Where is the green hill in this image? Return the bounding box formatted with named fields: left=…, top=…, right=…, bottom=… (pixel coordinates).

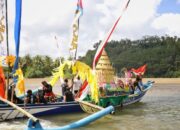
left=79, top=35, right=180, bottom=78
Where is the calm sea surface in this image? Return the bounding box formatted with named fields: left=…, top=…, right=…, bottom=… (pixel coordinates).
left=0, top=84, right=180, bottom=130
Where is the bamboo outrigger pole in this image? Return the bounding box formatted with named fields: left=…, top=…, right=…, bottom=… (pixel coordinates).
left=5, top=0, right=10, bottom=99
left=0, top=96, right=38, bottom=122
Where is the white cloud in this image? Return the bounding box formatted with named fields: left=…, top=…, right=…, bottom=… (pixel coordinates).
left=177, top=0, right=180, bottom=4
left=5, top=0, right=180, bottom=59
left=152, top=13, right=180, bottom=36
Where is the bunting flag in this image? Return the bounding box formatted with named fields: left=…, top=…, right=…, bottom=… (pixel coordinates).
left=0, top=66, right=6, bottom=98
left=69, top=0, right=83, bottom=59
left=92, top=0, right=131, bottom=69
left=13, top=0, right=22, bottom=81
left=14, top=68, right=25, bottom=96
left=131, top=64, right=147, bottom=76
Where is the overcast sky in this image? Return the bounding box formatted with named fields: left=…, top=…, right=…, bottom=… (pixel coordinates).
left=3, top=0, right=180, bottom=59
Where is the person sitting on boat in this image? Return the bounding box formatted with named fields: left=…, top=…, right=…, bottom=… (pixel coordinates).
left=61, top=79, right=68, bottom=96
left=63, top=87, right=74, bottom=102
left=73, top=76, right=82, bottom=95
left=133, top=75, right=143, bottom=92
left=42, top=81, right=56, bottom=102
left=36, top=89, right=47, bottom=104
left=7, top=84, right=23, bottom=104
left=25, top=89, right=37, bottom=104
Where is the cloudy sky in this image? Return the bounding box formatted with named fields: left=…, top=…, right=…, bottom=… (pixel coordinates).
left=3, top=0, right=180, bottom=59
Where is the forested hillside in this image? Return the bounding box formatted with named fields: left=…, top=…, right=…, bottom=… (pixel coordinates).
left=3, top=35, right=180, bottom=78
left=79, top=36, right=180, bottom=78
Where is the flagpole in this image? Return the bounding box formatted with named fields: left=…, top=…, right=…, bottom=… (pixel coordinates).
left=5, top=0, right=10, bottom=99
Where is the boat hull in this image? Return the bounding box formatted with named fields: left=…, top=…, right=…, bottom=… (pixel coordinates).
left=79, top=81, right=153, bottom=113
left=0, top=101, right=82, bottom=121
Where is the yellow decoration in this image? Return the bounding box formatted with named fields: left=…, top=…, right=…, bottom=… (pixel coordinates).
left=6, top=55, right=15, bottom=67
left=14, top=68, right=25, bottom=96
left=96, top=49, right=115, bottom=84
left=0, top=55, right=15, bottom=67
left=49, top=60, right=99, bottom=103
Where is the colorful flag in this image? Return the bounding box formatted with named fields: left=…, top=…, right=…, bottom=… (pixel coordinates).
left=0, top=66, right=6, bottom=98
left=14, top=68, right=25, bottom=96
left=13, top=0, right=22, bottom=74
left=69, top=0, right=83, bottom=59
left=131, top=64, right=147, bottom=76
left=76, top=80, right=89, bottom=100
left=92, top=0, right=131, bottom=69
left=13, top=0, right=22, bottom=82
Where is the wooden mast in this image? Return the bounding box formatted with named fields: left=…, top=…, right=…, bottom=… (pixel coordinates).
left=5, top=0, right=10, bottom=99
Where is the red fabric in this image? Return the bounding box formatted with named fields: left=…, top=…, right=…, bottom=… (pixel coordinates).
left=44, top=92, right=55, bottom=98
left=0, top=67, right=6, bottom=98
left=131, top=64, right=147, bottom=76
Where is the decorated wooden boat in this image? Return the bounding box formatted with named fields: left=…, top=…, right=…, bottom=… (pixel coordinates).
left=0, top=101, right=82, bottom=121
left=0, top=97, right=114, bottom=130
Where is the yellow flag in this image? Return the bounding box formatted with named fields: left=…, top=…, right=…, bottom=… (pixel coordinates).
left=14, top=68, right=25, bottom=95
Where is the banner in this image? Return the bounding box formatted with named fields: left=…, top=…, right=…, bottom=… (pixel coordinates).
left=13, top=0, right=22, bottom=82
left=69, top=0, right=83, bottom=59
left=0, top=0, right=7, bottom=66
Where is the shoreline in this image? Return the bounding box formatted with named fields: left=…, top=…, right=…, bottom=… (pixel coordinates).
left=8, top=78, right=180, bottom=85
left=24, top=78, right=180, bottom=84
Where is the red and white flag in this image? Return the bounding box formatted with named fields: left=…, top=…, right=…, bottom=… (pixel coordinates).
left=131, top=64, right=147, bottom=76
left=77, top=79, right=89, bottom=100
left=92, top=0, right=131, bottom=69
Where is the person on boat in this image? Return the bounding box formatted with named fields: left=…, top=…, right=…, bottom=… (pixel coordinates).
left=128, top=79, right=135, bottom=94
left=42, top=81, right=56, bottom=102
left=73, top=76, right=82, bottom=95
left=99, top=87, right=106, bottom=97
left=61, top=79, right=68, bottom=96
left=134, top=75, right=143, bottom=92
left=7, top=84, right=23, bottom=104
left=0, top=66, right=6, bottom=99
left=36, top=89, right=47, bottom=104
left=25, top=89, right=37, bottom=104
left=63, top=87, right=74, bottom=102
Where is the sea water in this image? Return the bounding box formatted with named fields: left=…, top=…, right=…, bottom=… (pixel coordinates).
left=0, top=84, right=180, bottom=130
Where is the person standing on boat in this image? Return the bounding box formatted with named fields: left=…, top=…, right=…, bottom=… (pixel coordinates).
left=61, top=79, right=68, bottom=96
left=73, top=76, right=82, bottom=95
left=134, top=75, right=143, bottom=92
left=64, top=87, right=74, bottom=102
left=0, top=66, right=6, bottom=98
